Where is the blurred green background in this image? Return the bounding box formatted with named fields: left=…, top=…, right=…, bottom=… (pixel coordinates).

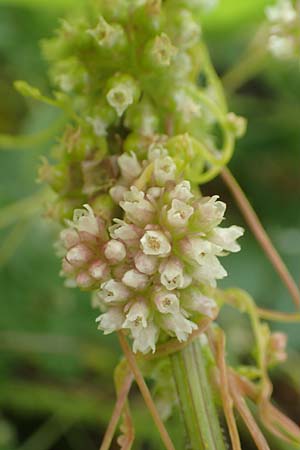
left=0, top=0, right=299, bottom=449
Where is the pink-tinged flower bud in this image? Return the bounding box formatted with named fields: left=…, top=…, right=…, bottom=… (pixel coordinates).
left=99, top=279, right=130, bottom=304
left=61, top=258, right=75, bottom=275
left=109, top=185, right=128, bottom=204
left=118, top=152, right=142, bottom=182
left=122, top=269, right=149, bottom=290
left=89, top=260, right=109, bottom=280
left=154, top=290, right=180, bottom=314
left=159, top=258, right=185, bottom=290
left=146, top=187, right=163, bottom=200
left=96, top=307, right=125, bottom=334
left=60, top=228, right=79, bottom=249
left=109, top=219, right=141, bottom=245
left=134, top=252, right=158, bottom=275
left=104, top=240, right=126, bottom=263
left=66, top=244, right=94, bottom=267
left=76, top=271, right=94, bottom=289
left=167, top=199, right=194, bottom=228
left=120, top=187, right=155, bottom=226
left=268, top=332, right=288, bottom=364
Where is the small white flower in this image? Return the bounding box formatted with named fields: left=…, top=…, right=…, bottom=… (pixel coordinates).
left=177, top=10, right=201, bottom=49
left=134, top=252, right=158, bottom=275
left=66, top=244, right=93, bottom=267
left=167, top=199, right=194, bottom=228
left=86, top=116, right=107, bottom=136
left=268, top=34, right=294, bottom=58
left=153, top=156, right=177, bottom=185
left=132, top=321, right=159, bottom=354
left=99, top=279, right=130, bottom=304
left=120, top=187, right=155, bottom=226
left=151, top=33, right=178, bottom=67
left=208, top=226, right=244, bottom=253
left=154, top=290, right=180, bottom=314
left=266, top=0, right=296, bottom=23
left=118, top=152, right=142, bottom=182
left=89, top=260, right=109, bottom=280
left=122, top=269, right=149, bottom=290
left=96, top=307, right=125, bottom=334
left=196, top=195, right=226, bottom=230
left=148, top=143, right=168, bottom=161
left=182, top=289, right=217, bottom=319
left=72, top=204, right=100, bottom=236
left=192, top=255, right=227, bottom=286
left=109, top=219, right=141, bottom=245
left=161, top=312, right=197, bottom=342
left=107, top=80, right=136, bottom=117
left=87, top=16, right=124, bottom=47
left=174, top=90, right=202, bottom=122
left=159, top=258, right=185, bottom=290
left=181, top=237, right=219, bottom=264
left=123, top=301, right=150, bottom=329
left=104, top=240, right=127, bottom=263
left=169, top=180, right=193, bottom=202
left=140, top=230, right=171, bottom=257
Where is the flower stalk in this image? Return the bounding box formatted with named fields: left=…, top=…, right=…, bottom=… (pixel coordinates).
left=170, top=335, right=227, bottom=450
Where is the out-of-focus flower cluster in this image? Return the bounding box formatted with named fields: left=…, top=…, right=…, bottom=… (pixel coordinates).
left=37, top=0, right=235, bottom=221
left=58, top=145, right=243, bottom=353
left=266, top=0, right=300, bottom=59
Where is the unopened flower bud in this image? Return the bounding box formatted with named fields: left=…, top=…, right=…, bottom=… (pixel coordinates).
left=118, top=151, right=142, bottom=182
left=122, top=269, right=149, bottom=290
left=153, top=156, right=177, bottom=185
left=76, top=271, right=94, bottom=288
left=134, top=252, right=158, bottom=274
left=104, top=240, right=126, bottom=263
left=66, top=244, right=93, bottom=267
left=89, top=260, right=109, bottom=280
left=60, top=228, right=79, bottom=249
left=109, top=185, right=128, bottom=204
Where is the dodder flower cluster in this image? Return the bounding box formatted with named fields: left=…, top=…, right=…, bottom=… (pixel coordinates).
left=266, top=0, right=300, bottom=59
left=59, top=146, right=243, bottom=353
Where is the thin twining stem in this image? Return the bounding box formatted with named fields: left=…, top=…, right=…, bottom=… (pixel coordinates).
left=99, top=372, right=133, bottom=450
left=257, top=307, right=300, bottom=323
left=215, top=330, right=242, bottom=450
left=117, top=331, right=176, bottom=450
left=229, top=374, right=270, bottom=450
left=221, top=168, right=300, bottom=309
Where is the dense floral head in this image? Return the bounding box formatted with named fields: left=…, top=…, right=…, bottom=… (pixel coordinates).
left=265, top=0, right=300, bottom=59
left=59, top=146, right=244, bottom=353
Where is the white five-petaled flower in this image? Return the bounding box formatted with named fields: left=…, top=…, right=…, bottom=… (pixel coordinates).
left=140, top=230, right=171, bottom=256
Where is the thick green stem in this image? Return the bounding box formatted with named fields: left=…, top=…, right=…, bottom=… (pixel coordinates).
left=170, top=335, right=227, bottom=450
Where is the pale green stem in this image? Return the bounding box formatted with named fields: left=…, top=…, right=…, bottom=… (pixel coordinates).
left=170, top=335, right=227, bottom=450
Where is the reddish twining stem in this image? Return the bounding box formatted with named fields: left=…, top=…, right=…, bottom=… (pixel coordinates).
left=221, top=168, right=300, bottom=308
left=99, top=372, right=133, bottom=450
left=118, top=331, right=176, bottom=450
